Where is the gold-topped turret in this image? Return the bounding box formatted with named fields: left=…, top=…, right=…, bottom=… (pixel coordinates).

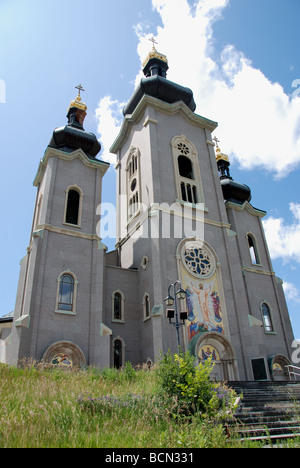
left=68, top=84, right=87, bottom=112
left=214, top=136, right=229, bottom=162
left=142, top=37, right=168, bottom=68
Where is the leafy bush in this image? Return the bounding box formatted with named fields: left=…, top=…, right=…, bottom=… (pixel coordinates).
left=156, top=350, right=238, bottom=419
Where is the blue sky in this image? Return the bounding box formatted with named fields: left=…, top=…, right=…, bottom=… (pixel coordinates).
left=1, top=0, right=300, bottom=340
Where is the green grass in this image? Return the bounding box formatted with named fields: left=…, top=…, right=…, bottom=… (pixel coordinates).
left=0, top=362, right=299, bottom=449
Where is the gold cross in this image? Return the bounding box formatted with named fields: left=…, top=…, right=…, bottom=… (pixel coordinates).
left=75, top=84, right=85, bottom=96
left=149, top=36, right=158, bottom=50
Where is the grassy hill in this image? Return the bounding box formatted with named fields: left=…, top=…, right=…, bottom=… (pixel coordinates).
left=0, top=360, right=299, bottom=449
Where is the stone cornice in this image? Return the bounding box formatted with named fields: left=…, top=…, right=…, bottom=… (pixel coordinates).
left=110, top=95, right=218, bottom=154
left=33, top=147, right=110, bottom=187
left=225, top=200, right=267, bottom=218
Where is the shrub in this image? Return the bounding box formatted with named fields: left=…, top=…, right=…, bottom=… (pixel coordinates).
left=156, top=350, right=238, bottom=419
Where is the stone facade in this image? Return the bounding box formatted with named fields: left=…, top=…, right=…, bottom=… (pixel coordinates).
left=1, top=50, right=295, bottom=381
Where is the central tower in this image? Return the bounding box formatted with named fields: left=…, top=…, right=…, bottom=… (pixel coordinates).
left=110, top=44, right=294, bottom=380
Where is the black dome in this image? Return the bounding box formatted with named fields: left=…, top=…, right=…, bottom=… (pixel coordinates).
left=123, top=52, right=196, bottom=116
left=123, top=75, right=196, bottom=115
left=220, top=178, right=252, bottom=204
left=49, top=125, right=101, bottom=159
left=48, top=103, right=101, bottom=159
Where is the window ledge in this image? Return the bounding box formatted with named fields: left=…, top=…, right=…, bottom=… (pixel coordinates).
left=55, top=310, right=76, bottom=316
left=62, top=222, right=82, bottom=229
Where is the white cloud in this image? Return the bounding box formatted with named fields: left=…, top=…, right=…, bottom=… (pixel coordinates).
left=263, top=203, right=300, bottom=264
left=283, top=281, right=300, bottom=304
left=95, top=0, right=300, bottom=177
left=95, top=96, right=124, bottom=166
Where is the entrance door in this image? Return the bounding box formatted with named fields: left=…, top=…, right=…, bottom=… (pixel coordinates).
left=251, top=358, right=268, bottom=381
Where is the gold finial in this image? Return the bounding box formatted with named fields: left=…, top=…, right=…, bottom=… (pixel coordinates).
left=213, top=136, right=229, bottom=162
left=142, top=36, right=168, bottom=67
left=68, top=84, right=87, bottom=112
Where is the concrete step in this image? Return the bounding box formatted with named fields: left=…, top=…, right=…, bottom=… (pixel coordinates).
left=227, top=381, right=300, bottom=444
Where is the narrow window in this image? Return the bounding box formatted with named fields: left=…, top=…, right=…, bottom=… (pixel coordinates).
left=113, top=293, right=122, bottom=321
left=58, top=274, right=74, bottom=311
left=262, top=303, right=274, bottom=333
left=66, top=190, right=80, bottom=225
left=143, top=293, right=151, bottom=320
left=114, top=339, right=123, bottom=369
left=247, top=234, right=260, bottom=265
left=145, top=295, right=150, bottom=318
left=178, top=155, right=194, bottom=179
left=178, top=155, right=197, bottom=203
left=127, top=148, right=141, bottom=220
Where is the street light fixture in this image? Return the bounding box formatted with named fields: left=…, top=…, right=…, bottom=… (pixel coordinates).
left=164, top=280, right=187, bottom=350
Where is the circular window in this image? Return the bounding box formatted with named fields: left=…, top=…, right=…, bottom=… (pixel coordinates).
left=177, top=142, right=190, bottom=155
left=130, top=178, right=137, bottom=192
left=182, top=242, right=215, bottom=278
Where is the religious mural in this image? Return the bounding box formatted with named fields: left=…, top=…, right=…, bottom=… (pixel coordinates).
left=198, top=345, right=220, bottom=361
left=179, top=241, right=225, bottom=352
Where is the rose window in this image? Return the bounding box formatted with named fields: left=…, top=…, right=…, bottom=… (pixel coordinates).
left=183, top=245, right=214, bottom=278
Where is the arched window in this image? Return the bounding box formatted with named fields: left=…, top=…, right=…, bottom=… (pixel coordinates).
left=126, top=147, right=141, bottom=220
left=113, top=338, right=123, bottom=369
left=56, top=271, right=78, bottom=315
left=112, top=290, right=125, bottom=322
left=66, top=190, right=80, bottom=225
left=247, top=234, right=260, bottom=265
left=64, top=186, right=83, bottom=227
left=143, top=293, right=151, bottom=321
left=58, top=274, right=74, bottom=312
left=113, top=293, right=121, bottom=320
left=261, top=302, right=274, bottom=333
left=172, top=136, right=204, bottom=205
left=178, top=155, right=194, bottom=179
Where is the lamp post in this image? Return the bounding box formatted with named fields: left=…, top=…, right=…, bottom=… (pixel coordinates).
left=164, top=280, right=188, bottom=350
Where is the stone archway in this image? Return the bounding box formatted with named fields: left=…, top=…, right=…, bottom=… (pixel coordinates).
left=195, top=332, right=238, bottom=381
left=269, top=355, right=291, bottom=382
left=42, top=341, right=86, bottom=368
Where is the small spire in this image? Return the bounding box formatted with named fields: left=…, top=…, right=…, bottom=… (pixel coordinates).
left=68, top=84, right=87, bottom=112
left=213, top=136, right=229, bottom=162
left=142, top=36, right=169, bottom=78
left=213, top=136, right=231, bottom=179
left=67, top=85, right=87, bottom=128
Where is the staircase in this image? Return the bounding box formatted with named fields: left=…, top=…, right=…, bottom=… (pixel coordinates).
left=227, top=381, right=300, bottom=443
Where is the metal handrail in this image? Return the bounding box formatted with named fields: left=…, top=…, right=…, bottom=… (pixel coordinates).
left=286, top=365, right=300, bottom=381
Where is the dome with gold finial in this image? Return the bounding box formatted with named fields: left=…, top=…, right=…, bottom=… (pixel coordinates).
left=213, top=136, right=252, bottom=204
left=123, top=38, right=196, bottom=115
left=68, top=93, right=88, bottom=113
left=142, top=37, right=168, bottom=69
left=214, top=137, right=229, bottom=163
left=67, top=85, right=87, bottom=113
left=48, top=85, right=101, bottom=159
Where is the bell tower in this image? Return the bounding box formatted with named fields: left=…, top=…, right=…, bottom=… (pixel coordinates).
left=7, top=88, right=109, bottom=366
left=110, top=45, right=233, bottom=361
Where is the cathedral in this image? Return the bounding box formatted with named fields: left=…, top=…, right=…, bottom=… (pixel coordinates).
left=0, top=45, right=295, bottom=381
